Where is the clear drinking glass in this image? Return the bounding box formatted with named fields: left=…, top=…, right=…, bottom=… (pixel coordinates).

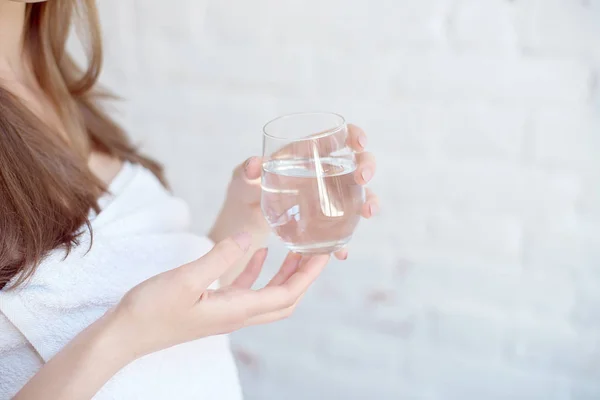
left=261, top=112, right=365, bottom=254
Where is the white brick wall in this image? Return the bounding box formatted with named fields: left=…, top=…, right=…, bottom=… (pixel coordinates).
left=92, top=0, right=600, bottom=398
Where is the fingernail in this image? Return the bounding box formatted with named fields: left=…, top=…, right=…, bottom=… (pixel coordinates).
left=232, top=232, right=252, bottom=251
left=244, top=158, right=254, bottom=171
left=358, top=134, right=367, bottom=149
left=361, top=168, right=373, bottom=182
left=369, top=203, right=379, bottom=216
left=341, top=252, right=348, bottom=260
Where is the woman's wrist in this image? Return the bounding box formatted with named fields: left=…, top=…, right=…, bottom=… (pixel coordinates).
left=80, top=307, right=139, bottom=377
left=208, top=203, right=269, bottom=243
left=13, top=307, right=138, bottom=400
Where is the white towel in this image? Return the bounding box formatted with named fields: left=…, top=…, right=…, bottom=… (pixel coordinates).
left=0, top=162, right=243, bottom=399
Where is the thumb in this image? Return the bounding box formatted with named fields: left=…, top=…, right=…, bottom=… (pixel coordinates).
left=230, top=157, right=262, bottom=202
left=235, top=156, right=262, bottom=182
left=177, top=232, right=253, bottom=294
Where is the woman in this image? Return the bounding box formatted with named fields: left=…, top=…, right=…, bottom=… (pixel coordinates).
left=0, top=1, right=378, bottom=399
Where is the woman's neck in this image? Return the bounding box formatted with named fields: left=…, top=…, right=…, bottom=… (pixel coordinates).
left=0, top=1, right=29, bottom=81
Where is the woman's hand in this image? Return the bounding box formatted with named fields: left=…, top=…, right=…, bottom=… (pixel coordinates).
left=208, top=124, right=379, bottom=265
left=115, top=233, right=327, bottom=359
left=15, top=233, right=327, bottom=400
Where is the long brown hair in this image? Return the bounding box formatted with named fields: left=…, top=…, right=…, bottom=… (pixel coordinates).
left=0, top=1, right=164, bottom=289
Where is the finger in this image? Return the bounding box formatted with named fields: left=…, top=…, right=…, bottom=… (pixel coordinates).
left=232, top=156, right=262, bottom=182
left=177, top=232, right=252, bottom=294
left=281, top=254, right=329, bottom=294
left=347, top=124, right=368, bottom=152
left=244, top=298, right=299, bottom=326
left=244, top=283, right=307, bottom=326
left=334, top=248, right=349, bottom=261
left=230, top=157, right=262, bottom=201
left=241, top=156, right=263, bottom=181
left=245, top=255, right=330, bottom=315
left=266, top=252, right=303, bottom=287
left=355, top=152, right=376, bottom=185
left=361, top=188, right=379, bottom=218
left=230, top=248, right=268, bottom=289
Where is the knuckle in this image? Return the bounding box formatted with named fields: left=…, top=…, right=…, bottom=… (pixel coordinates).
left=213, top=250, right=233, bottom=269
left=284, top=304, right=297, bottom=318
left=282, top=294, right=297, bottom=309
left=273, top=286, right=299, bottom=309
left=179, top=275, right=198, bottom=294
left=171, top=267, right=197, bottom=292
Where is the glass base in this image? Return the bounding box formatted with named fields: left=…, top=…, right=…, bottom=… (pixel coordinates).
left=284, top=237, right=351, bottom=255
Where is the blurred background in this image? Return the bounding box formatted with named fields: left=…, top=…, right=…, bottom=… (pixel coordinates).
left=85, top=0, right=600, bottom=398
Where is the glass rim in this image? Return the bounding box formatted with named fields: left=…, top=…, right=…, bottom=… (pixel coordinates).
left=262, top=112, right=346, bottom=141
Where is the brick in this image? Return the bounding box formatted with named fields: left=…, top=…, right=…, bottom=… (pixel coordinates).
left=517, top=275, right=577, bottom=321
left=203, top=0, right=451, bottom=50
left=309, top=48, right=398, bottom=100
left=359, top=102, right=438, bottom=159
left=202, top=0, right=277, bottom=47
left=402, top=263, right=525, bottom=314
left=403, top=347, right=572, bottom=400
left=532, top=107, right=600, bottom=167
left=392, top=52, right=592, bottom=105
left=318, top=328, right=402, bottom=371
left=526, top=228, right=599, bottom=274
left=136, top=41, right=314, bottom=95
left=423, top=208, right=524, bottom=265
left=386, top=160, right=582, bottom=223
left=506, top=321, right=600, bottom=380
left=578, top=170, right=600, bottom=220
left=432, top=103, right=527, bottom=161
left=449, top=0, right=520, bottom=53
left=132, top=0, right=209, bottom=41
left=571, top=274, right=600, bottom=333
left=520, top=0, right=600, bottom=62
left=419, top=306, right=509, bottom=361
left=570, top=383, right=600, bottom=400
